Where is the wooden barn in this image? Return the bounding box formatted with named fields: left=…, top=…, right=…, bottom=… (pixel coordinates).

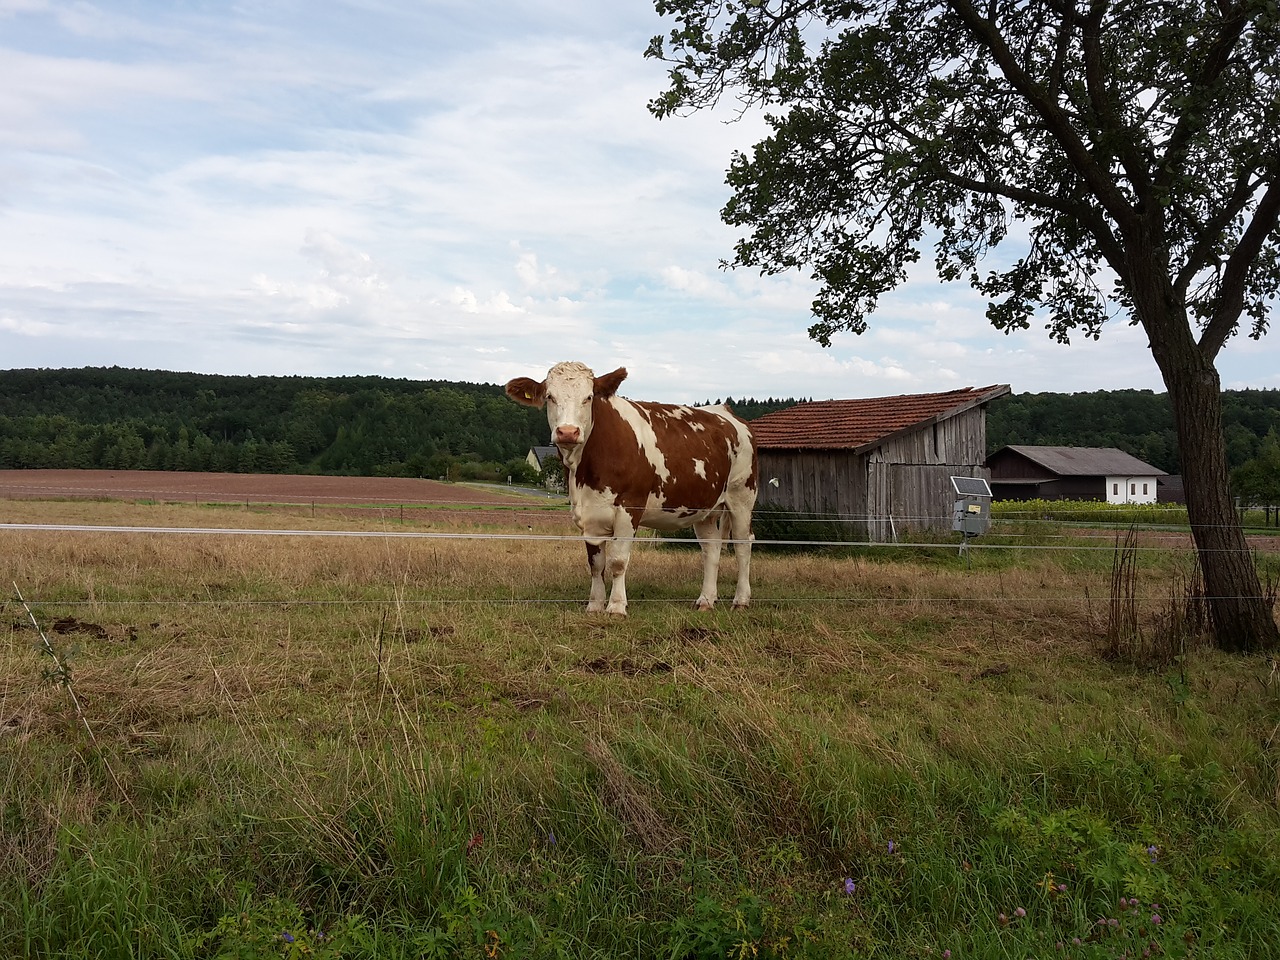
left=749, top=385, right=1010, bottom=542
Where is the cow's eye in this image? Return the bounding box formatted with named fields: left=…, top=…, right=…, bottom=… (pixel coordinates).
left=583, top=395, right=593, bottom=404
left=546, top=394, right=557, bottom=404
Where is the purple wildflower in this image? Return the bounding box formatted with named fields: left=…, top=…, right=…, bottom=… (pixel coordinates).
left=1152, top=914, right=1162, bottom=925
left=281, top=932, right=295, bottom=943
left=887, top=840, right=896, bottom=854
left=844, top=878, right=856, bottom=895
left=548, top=831, right=557, bottom=846
left=1015, top=906, right=1026, bottom=919
left=1147, top=845, right=1159, bottom=862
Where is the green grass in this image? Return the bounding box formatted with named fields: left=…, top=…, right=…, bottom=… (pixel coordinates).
left=1, top=501, right=1278, bottom=958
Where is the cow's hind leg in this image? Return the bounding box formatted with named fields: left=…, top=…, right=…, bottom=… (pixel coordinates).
left=693, top=513, right=724, bottom=611
left=585, top=540, right=608, bottom=613
left=727, top=493, right=754, bottom=609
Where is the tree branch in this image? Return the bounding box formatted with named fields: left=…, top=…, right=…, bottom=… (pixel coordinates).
left=945, top=0, right=1141, bottom=238
left=1153, top=1, right=1251, bottom=194
left=1174, top=166, right=1260, bottom=296
left=922, top=163, right=1126, bottom=268
left=1080, top=1, right=1155, bottom=212
left=1199, top=174, right=1280, bottom=359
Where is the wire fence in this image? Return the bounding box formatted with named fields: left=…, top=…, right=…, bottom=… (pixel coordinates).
left=4, top=486, right=1278, bottom=613
left=1, top=512, right=1275, bottom=552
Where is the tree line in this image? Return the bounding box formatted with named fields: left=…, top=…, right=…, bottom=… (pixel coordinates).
left=987, top=388, right=1280, bottom=475
left=0, top=367, right=550, bottom=483
left=3, top=368, right=1279, bottom=497
left=0, top=368, right=805, bottom=483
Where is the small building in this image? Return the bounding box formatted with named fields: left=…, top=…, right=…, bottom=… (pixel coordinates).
left=985, top=445, right=1166, bottom=503
left=750, top=384, right=1011, bottom=541
left=525, top=445, right=559, bottom=473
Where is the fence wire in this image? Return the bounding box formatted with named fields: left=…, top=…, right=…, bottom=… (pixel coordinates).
left=4, top=488, right=1278, bottom=611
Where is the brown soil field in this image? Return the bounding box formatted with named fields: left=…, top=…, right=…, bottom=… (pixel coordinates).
left=0, top=469, right=539, bottom=505
left=0, top=469, right=573, bottom=530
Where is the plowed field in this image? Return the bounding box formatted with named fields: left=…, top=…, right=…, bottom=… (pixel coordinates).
left=0, top=469, right=539, bottom=506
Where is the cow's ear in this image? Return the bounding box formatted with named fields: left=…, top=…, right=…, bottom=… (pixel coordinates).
left=505, top=377, right=546, bottom=408
left=594, top=367, right=627, bottom=399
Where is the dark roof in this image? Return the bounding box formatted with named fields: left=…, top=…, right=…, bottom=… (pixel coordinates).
left=992, top=445, right=1166, bottom=477
left=750, top=385, right=1010, bottom=451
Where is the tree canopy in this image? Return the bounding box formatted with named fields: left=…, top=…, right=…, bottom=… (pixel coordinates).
left=650, top=0, right=1279, bottom=349
left=649, top=0, right=1280, bottom=651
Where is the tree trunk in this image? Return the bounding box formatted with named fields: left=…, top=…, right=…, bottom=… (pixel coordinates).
left=1163, top=361, right=1278, bottom=652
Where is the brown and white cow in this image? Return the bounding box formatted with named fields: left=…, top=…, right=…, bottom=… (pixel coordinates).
left=505, top=362, right=757, bottom=616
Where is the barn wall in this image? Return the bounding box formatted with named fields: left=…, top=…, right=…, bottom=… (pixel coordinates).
left=1057, top=477, right=1105, bottom=500
left=986, top=448, right=1059, bottom=482
left=757, top=449, right=870, bottom=540
left=758, top=406, right=992, bottom=542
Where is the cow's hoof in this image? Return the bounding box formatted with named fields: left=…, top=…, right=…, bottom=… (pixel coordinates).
left=693, top=599, right=715, bottom=612
left=605, top=605, right=628, bottom=617
left=586, top=602, right=606, bottom=613
left=732, top=601, right=751, bottom=610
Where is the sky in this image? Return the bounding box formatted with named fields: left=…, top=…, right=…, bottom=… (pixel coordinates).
left=1, top=1, right=1277, bottom=404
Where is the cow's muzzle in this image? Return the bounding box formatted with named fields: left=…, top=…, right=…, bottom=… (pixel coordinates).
left=554, top=425, right=581, bottom=445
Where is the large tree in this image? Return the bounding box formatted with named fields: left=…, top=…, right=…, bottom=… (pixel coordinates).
left=648, top=0, right=1280, bottom=651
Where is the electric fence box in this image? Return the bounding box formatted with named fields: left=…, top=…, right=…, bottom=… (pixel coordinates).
left=950, top=476, right=993, bottom=536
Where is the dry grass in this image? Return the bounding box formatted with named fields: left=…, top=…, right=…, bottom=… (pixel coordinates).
left=0, top=499, right=1269, bottom=806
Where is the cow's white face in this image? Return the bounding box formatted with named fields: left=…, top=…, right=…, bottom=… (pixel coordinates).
left=504, top=361, right=628, bottom=452
left=543, top=362, right=597, bottom=449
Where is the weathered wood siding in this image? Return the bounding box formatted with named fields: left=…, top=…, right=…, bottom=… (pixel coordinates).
left=867, top=408, right=991, bottom=541
left=757, top=449, right=870, bottom=539
left=757, top=407, right=992, bottom=542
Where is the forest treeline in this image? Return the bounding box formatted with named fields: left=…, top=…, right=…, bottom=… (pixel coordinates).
left=0, top=367, right=802, bottom=481
left=986, top=388, right=1280, bottom=475
left=3, top=367, right=1279, bottom=482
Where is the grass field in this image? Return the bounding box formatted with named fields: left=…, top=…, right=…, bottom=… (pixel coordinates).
left=2, top=496, right=1278, bottom=958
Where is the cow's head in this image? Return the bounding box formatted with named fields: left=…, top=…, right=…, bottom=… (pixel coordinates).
left=505, top=362, right=628, bottom=451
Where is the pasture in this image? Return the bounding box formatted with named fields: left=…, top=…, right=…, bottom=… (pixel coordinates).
left=1, top=484, right=1278, bottom=959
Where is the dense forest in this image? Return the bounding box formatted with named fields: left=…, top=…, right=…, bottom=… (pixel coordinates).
left=0, top=368, right=550, bottom=482
left=0, top=367, right=802, bottom=482
left=2, top=367, right=1279, bottom=484
left=986, top=388, right=1280, bottom=474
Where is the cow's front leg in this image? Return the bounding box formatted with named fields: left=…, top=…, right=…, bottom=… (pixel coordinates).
left=584, top=540, right=608, bottom=612
left=603, top=512, right=637, bottom=616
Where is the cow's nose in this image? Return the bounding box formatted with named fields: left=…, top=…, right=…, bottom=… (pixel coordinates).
left=554, top=425, right=581, bottom=445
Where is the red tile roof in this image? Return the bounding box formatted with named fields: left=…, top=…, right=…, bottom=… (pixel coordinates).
left=749, top=385, right=1010, bottom=451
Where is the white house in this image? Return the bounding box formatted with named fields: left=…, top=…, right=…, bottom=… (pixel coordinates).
left=1106, top=474, right=1159, bottom=504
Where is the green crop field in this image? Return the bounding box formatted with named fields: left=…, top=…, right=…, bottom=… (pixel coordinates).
left=2, top=497, right=1278, bottom=958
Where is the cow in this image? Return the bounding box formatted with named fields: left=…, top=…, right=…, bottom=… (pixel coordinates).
left=504, top=362, right=757, bottom=616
